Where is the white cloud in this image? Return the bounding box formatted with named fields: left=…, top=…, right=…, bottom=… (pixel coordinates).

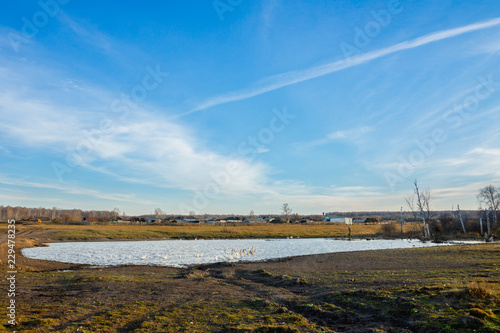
left=327, top=131, right=347, bottom=140
left=256, top=148, right=270, bottom=153
left=0, top=58, right=273, bottom=197
left=89, top=116, right=272, bottom=194
left=0, top=92, right=91, bottom=148
left=328, top=126, right=372, bottom=140
left=468, top=147, right=500, bottom=157
left=294, top=126, right=372, bottom=150
left=329, top=185, right=383, bottom=196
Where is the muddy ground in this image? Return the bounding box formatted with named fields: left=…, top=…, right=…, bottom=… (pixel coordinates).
left=0, top=225, right=499, bottom=332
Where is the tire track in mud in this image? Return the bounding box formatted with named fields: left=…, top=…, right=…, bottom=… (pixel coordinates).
left=16, top=227, right=44, bottom=237
left=203, top=268, right=337, bottom=331
left=206, top=268, right=411, bottom=332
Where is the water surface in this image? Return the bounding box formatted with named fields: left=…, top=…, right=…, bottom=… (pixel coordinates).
left=22, top=238, right=461, bottom=268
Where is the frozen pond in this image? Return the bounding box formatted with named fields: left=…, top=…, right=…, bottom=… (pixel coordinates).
left=21, top=238, right=463, bottom=268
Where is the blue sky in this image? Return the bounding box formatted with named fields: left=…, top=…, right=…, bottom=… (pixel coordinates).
left=1, top=0, right=499, bottom=215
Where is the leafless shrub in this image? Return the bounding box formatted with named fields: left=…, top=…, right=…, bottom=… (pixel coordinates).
left=381, top=223, right=398, bottom=236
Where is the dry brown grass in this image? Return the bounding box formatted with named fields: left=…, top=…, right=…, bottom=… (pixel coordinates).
left=0, top=222, right=389, bottom=242
left=380, top=222, right=398, bottom=236
left=467, top=279, right=499, bottom=301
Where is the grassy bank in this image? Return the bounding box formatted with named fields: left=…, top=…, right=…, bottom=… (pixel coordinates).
left=0, top=244, right=498, bottom=332
left=1, top=224, right=498, bottom=332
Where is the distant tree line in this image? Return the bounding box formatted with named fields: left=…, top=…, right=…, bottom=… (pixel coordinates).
left=0, top=206, right=119, bottom=222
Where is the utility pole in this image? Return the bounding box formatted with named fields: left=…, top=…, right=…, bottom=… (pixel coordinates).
left=399, top=206, right=404, bottom=235
left=486, top=209, right=491, bottom=237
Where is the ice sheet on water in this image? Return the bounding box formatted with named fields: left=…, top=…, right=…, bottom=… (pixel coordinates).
left=22, top=238, right=460, bottom=268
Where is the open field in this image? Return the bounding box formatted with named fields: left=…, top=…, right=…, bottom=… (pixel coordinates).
left=0, top=225, right=498, bottom=332
left=0, top=223, right=396, bottom=242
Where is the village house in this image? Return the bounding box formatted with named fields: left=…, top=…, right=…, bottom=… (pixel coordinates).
left=82, top=216, right=98, bottom=224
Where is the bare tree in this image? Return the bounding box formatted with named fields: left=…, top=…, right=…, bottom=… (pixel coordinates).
left=282, top=203, right=292, bottom=223
left=477, top=185, right=499, bottom=227
left=405, top=195, right=419, bottom=221
left=457, top=204, right=466, bottom=233
left=249, top=210, right=255, bottom=218
left=421, top=188, right=433, bottom=220
left=154, top=208, right=166, bottom=219
left=6, top=206, right=14, bottom=220
left=413, top=180, right=430, bottom=239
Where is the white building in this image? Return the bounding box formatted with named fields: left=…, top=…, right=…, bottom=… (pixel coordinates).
left=324, top=216, right=353, bottom=225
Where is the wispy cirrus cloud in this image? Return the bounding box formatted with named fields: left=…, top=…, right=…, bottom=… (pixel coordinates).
left=260, top=191, right=405, bottom=213
left=185, top=17, right=500, bottom=115
left=0, top=145, right=10, bottom=154
left=0, top=175, right=155, bottom=205
left=59, top=13, right=113, bottom=52
left=0, top=54, right=273, bottom=197
left=56, top=13, right=149, bottom=71
left=259, top=0, right=281, bottom=38
left=327, top=126, right=372, bottom=140
left=293, top=126, right=372, bottom=150
left=464, top=147, right=500, bottom=178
